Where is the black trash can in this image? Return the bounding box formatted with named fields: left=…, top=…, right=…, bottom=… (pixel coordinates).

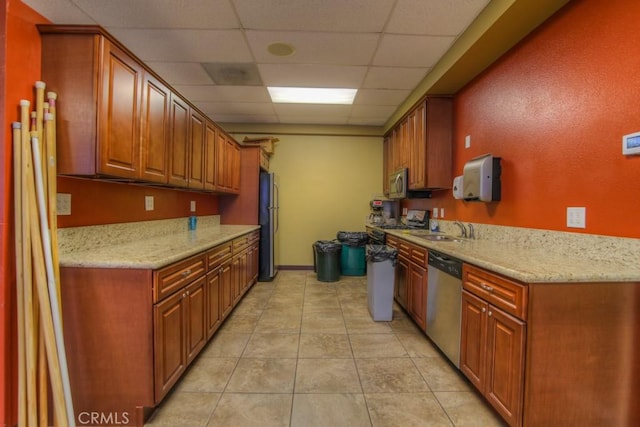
left=313, top=240, right=342, bottom=282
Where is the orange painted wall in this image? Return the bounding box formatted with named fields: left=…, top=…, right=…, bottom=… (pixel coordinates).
left=405, top=0, right=640, bottom=239
left=57, top=177, right=219, bottom=228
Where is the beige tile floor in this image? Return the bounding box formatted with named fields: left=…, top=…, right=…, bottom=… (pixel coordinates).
left=145, top=271, right=505, bottom=427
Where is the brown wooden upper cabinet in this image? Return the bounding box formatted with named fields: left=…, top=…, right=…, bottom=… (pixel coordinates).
left=383, top=97, right=452, bottom=193
left=39, top=25, right=240, bottom=194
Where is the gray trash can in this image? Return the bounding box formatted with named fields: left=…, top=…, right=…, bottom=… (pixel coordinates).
left=366, top=245, right=397, bottom=321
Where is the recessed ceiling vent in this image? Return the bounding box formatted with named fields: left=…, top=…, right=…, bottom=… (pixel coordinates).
left=202, top=63, right=263, bottom=86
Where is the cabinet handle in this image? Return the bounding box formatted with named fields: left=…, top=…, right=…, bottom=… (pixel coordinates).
left=186, top=290, right=190, bottom=296
left=482, top=307, right=486, bottom=313
left=181, top=269, right=191, bottom=277
left=488, top=311, right=492, bottom=317
left=480, top=283, right=494, bottom=292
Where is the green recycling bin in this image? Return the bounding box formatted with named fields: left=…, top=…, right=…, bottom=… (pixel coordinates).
left=313, top=240, right=342, bottom=282
left=336, top=231, right=368, bottom=276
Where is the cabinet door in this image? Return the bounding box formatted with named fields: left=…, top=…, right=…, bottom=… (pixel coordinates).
left=232, top=255, right=242, bottom=304
left=383, top=135, right=390, bottom=195
left=409, top=102, right=426, bottom=189
left=185, top=277, right=207, bottom=364
left=408, top=263, right=427, bottom=331
left=206, top=270, right=222, bottom=339
left=154, top=290, right=187, bottom=402
left=188, top=109, right=205, bottom=189
left=168, top=94, right=190, bottom=187
left=461, top=290, right=488, bottom=391
left=394, top=256, right=409, bottom=309
left=99, top=40, right=142, bottom=178
left=220, top=261, right=233, bottom=319
left=140, top=72, right=170, bottom=183
left=204, top=121, right=217, bottom=191
left=486, top=306, right=525, bottom=427
left=215, top=132, right=228, bottom=191
left=249, top=242, right=259, bottom=284
left=230, top=142, right=241, bottom=193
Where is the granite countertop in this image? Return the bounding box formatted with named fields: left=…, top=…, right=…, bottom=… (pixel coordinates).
left=58, top=217, right=259, bottom=270
left=382, top=226, right=640, bottom=284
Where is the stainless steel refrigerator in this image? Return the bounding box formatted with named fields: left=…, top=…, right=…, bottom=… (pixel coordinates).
left=258, top=172, right=279, bottom=281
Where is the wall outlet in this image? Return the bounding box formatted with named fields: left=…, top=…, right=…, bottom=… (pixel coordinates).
left=190, top=200, right=196, bottom=212
left=402, top=207, right=408, bottom=216
left=145, top=196, right=154, bottom=211
left=57, top=193, right=71, bottom=215
left=465, top=135, right=471, bottom=148
left=440, top=208, right=445, bottom=218
left=567, top=207, right=586, bottom=228
left=432, top=207, right=438, bottom=219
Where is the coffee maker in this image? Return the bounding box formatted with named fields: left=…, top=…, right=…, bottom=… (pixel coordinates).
left=369, top=199, right=400, bottom=226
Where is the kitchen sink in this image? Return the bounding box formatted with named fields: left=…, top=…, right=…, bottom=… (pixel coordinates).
left=417, top=234, right=464, bottom=242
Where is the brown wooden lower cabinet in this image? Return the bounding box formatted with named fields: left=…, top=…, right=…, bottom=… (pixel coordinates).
left=461, top=263, right=639, bottom=427
left=60, top=230, right=259, bottom=426
left=461, top=289, right=525, bottom=427
left=387, top=235, right=427, bottom=330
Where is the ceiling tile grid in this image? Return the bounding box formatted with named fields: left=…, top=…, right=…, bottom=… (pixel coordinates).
left=24, top=0, right=491, bottom=126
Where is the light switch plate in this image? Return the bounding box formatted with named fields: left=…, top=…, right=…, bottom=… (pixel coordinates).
left=145, top=196, right=154, bottom=211
left=57, top=193, right=71, bottom=215
left=465, top=135, right=471, bottom=148
left=440, top=208, right=445, bottom=218
left=432, top=207, right=438, bottom=219
left=567, top=207, right=586, bottom=228
left=190, top=201, right=196, bottom=212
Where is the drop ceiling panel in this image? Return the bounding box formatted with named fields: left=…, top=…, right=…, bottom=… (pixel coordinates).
left=232, top=0, right=395, bottom=32
left=197, top=101, right=275, bottom=116
left=374, top=34, right=456, bottom=67
left=387, top=0, right=491, bottom=35
left=173, top=85, right=271, bottom=103
left=362, top=67, right=430, bottom=90
left=72, top=0, right=239, bottom=29
left=354, top=89, right=412, bottom=106
left=108, top=29, right=252, bottom=62
left=213, top=114, right=279, bottom=123
left=22, top=0, right=95, bottom=24
left=259, top=64, right=367, bottom=88
left=246, top=31, right=379, bottom=65
left=145, top=62, right=214, bottom=85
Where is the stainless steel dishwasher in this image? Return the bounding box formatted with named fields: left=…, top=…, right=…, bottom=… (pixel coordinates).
left=426, top=249, right=463, bottom=368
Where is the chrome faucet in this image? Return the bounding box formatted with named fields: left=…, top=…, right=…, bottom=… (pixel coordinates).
left=454, top=221, right=467, bottom=238
left=467, top=223, right=475, bottom=240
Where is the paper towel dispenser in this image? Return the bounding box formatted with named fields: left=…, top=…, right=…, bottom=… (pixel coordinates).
left=462, top=154, right=501, bottom=202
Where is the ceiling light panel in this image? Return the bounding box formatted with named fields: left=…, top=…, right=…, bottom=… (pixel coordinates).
left=268, top=87, right=357, bottom=104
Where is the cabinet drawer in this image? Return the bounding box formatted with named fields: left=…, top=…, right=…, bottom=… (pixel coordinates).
left=386, top=235, right=399, bottom=248
left=248, top=230, right=260, bottom=244
left=206, top=242, right=232, bottom=271
left=463, top=263, right=528, bottom=320
left=154, top=254, right=206, bottom=303
left=397, top=241, right=411, bottom=259
left=410, top=245, right=427, bottom=266
left=232, top=235, right=250, bottom=254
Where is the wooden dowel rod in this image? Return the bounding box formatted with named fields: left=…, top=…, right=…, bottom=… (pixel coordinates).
left=20, top=100, right=38, bottom=426
left=12, top=122, right=27, bottom=427
left=30, top=133, right=76, bottom=426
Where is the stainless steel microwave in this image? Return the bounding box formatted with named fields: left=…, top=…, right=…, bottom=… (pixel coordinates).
left=388, top=168, right=408, bottom=199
